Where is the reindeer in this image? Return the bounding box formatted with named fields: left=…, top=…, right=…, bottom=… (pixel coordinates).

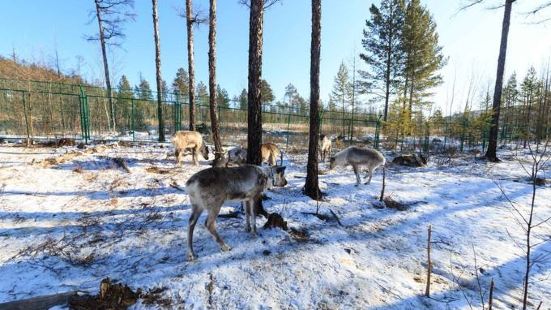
left=222, top=143, right=281, bottom=167
left=172, top=130, right=209, bottom=166
left=226, top=146, right=247, bottom=166
left=186, top=165, right=287, bottom=260
left=319, top=134, right=332, bottom=162
left=261, top=143, right=281, bottom=166
left=329, top=146, right=385, bottom=186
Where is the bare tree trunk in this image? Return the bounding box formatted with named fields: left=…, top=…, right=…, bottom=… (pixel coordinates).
left=246, top=0, right=264, bottom=166
left=209, top=0, right=223, bottom=160
left=186, top=0, right=196, bottom=131
left=152, top=0, right=165, bottom=142
left=304, top=0, right=322, bottom=200
left=94, top=0, right=115, bottom=132
left=485, top=0, right=513, bottom=162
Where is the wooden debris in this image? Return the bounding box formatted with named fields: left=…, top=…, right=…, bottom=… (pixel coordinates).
left=69, top=278, right=138, bottom=310
left=0, top=291, right=79, bottom=310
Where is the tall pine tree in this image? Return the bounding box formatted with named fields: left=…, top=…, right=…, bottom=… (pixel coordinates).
left=402, top=0, right=445, bottom=119
left=172, top=67, right=189, bottom=96
left=330, top=62, right=353, bottom=134
left=359, top=0, right=405, bottom=122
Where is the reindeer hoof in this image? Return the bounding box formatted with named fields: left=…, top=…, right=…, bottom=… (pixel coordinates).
left=187, top=252, right=197, bottom=261
left=245, top=226, right=251, bottom=233
left=364, top=182, right=371, bottom=185
left=220, top=244, right=232, bottom=252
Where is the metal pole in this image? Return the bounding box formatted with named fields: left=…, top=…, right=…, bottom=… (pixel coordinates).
left=351, top=54, right=356, bottom=143
left=131, top=98, right=135, bottom=142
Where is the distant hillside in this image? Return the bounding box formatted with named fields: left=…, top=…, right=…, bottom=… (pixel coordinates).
left=0, top=56, right=85, bottom=85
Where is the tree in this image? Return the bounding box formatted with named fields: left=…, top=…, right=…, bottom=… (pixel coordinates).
left=327, top=96, right=337, bottom=112
left=196, top=81, right=208, bottom=99
left=360, top=0, right=405, bottom=122
left=184, top=0, right=205, bottom=131
left=135, top=78, right=153, bottom=100
left=260, top=79, right=275, bottom=103
left=151, top=0, right=165, bottom=142
left=402, top=0, right=445, bottom=120
left=520, top=67, right=540, bottom=147
left=501, top=73, right=518, bottom=139
left=284, top=83, right=307, bottom=113
left=238, top=88, right=248, bottom=110
left=172, top=67, right=189, bottom=96
left=209, top=0, right=223, bottom=161
left=116, top=75, right=133, bottom=128
left=304, top=0, right=322, bottom=200
left=246, top=0, right=265, bottom=165
left=483, top=0, right=514, bottom=161
left=330, top=63, right=353, bottom=134
left=88, top=0, right=135, bottom=132
left=217, top=85, right=230, bottom=108
left=461, top=0, right=551, bottom=160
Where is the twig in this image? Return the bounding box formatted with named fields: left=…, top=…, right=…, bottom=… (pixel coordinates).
left=328, top=208, right=342, bottom=226
left=425, top=225, right=432, bottom=297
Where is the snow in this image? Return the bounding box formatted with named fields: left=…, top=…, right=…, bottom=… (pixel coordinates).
left=0, top=143, right=550, bottom=309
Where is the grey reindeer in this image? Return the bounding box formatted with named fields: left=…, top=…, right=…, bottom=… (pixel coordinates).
left=185, top=165, right=287, bottom=261
left=329, top=146, right=385, bottom=186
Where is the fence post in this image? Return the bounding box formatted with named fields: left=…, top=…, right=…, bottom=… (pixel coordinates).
left=285, top=112, right=291, bottom=151
left=131, top=98, right=135, bottom=142
left=79, top=86, right=91, bottom=144
left=174, top=93, right=181, bottom=132
left=375, top=114, right=382, bottom=149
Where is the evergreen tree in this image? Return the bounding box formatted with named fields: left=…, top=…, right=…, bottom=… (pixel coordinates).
left=330, top=62, right=353, bottom=134
left=284, top=83, right=307, bottom=113
left=238, top=88, right=248, bottom=110
left=260, top=79, right=275, bottom=103
left=327, top=96, right=337, bottom=112
left=520, top=67, right=541, bottom=146
left=196, top=81, right=208, bottom=102
left=331, top=62, right=353, bottom=112
left=217, top=85, right=230, bottom=108
left=402, top=0, right=445, bottom=117
left=116, top=75, right=133, bottom=128
left=501, top=73, right=518, bottom=139
left=135, top=78, right=153, bottom=100
left=172, top=67, right=189, bottom=97
left=359, top=0, right=405, bottom=121
left=117, top=75, right=133, bottom=99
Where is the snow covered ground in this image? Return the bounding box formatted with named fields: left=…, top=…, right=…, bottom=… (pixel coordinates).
left=0, top=143, right=549, bottom=309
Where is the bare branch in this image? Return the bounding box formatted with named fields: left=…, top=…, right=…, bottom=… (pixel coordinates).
left=525, top=2, right=551, bottom=15
left=238, top=0, right=282, bottom=10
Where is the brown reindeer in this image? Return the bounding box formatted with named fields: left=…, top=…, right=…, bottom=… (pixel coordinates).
left=172, top=131, right=209, bottom=165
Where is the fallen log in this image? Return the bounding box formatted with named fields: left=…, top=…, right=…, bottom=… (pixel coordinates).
left=0, top=291, right=80, bottom=310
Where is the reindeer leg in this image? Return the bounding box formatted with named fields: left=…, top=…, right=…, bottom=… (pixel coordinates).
left=250, top=198, right=257, bottom=235
left=192, top=148, right=199, bottom=166
left=353, top=165, right=361, bottom=186
left=244, top=201, right=251, bottom=232
left=365, top=168, right=373, bottom=185
left=205, top=205, right=231, bottom=252
left=187, top=204, right=204, bottom=261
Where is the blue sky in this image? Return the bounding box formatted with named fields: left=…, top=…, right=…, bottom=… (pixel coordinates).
left=1, top=0, right=550, bottom=115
